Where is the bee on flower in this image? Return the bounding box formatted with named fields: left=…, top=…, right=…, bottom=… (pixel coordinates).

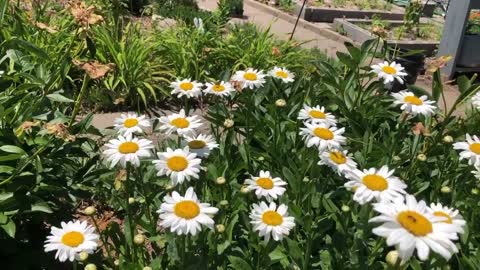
left=299, top=122, right=346, bottom=151
left=471, top=92, right=480, bottom=109
left=152, top=147, right=202, bottom=186
left=344, top=166, right=407, bottom=204
left=391, top=91, right=436, bottom=116
left=318, top=149, right=357, bottom=175
left=158, top=109, right=203, bottom=137
left=203, top=81, right=235, bottom=97
left=113, top=113, right=150, bottom=136
left=103, top=134, right=154, bottom=168
left=182, top=134, right=219, bottom=158
left=428, top=202, right=466, bottom=233
left=244, top=170, right=287, bottom=201
left=170, top=78, right=203, bottom=98
left=44, top=220, right=99, bottom=262
left=297, top=104, right=337, bottom=126
left=231, top=68, right=266, bottom=90
left=249, top=201, right=295, bottom=242
left=268, top=66, right=295, bottom=83
left=370, top=195, right=460, bottom=262
left=453, top=134, right=480, bottom=167
left=370, top=61, right=408, bottom=84
left=157, top=187, right=218, bottom=236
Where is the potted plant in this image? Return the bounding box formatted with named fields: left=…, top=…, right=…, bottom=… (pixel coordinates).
left=457, top=10, right=480, bottom=68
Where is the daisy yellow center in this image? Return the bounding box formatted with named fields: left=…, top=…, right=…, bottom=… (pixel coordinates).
left=434, top=211, right=453, bottom=224
left=118, top=142, right=139, bottom=154
left=179, top=82, right=194, bottom=91
left=397, top=211, right=433, bottom=236
left=404, top=96, right=423, bottom=105
left=275, top=70, right=288, bottom=79
left=329, top=151, right=346, bottom=164
left=188, top=140, right=206, bottom=149
left=170, top=118, right=190, bottom=128
left=262, top=211, right=283, bottom=226
left=313, top=128, right=334, bottom=140
left=174, top=200, right=200, bottom=219
left=212, top=84, right=225, bottom=92
left=61, top=231, right=85, bottom=247
left=167, top=156, right=189, bottom=172
left=469, top=143, right=480, bottom=154
left=124, top=118, right=139, bottom=128
left=362, top=174, right=388, bottom=191
left=244, top=72, right=257, bottom=81
left=309, top=110, right=326, bottom=119
left=382, top=66, right=397, bottom=75
left=256, top=177, right=274, bottom=190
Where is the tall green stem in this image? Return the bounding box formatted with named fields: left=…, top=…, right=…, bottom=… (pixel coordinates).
left=69, top=74, right=90, bottom=127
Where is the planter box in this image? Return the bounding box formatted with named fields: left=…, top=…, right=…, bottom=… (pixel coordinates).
left=304, top=7, right=404, bottom=22
left=333, top=18, right=439, bottom=56
left=456, top=35, right=480, bottom=68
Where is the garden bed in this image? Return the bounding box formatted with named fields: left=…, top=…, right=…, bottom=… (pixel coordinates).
left=334, top=18, right=441, bottom=56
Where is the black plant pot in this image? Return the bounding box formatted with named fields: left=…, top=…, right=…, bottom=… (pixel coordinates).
left=390, top=52, right=426, bottom=92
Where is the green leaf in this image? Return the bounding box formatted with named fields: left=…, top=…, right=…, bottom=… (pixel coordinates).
left=457, top=76, right=471, bottom=93
left=0, top=166, right=14, bottom=174
left=268, top=246, right=287, bottom=264
left=217, top=240, right=231, bottom=255
left=228, top=256, right=252, bottom=270
left=0, top=145, right=26, bottom=155
left=0, top=213, right=16, bottom=238
left=31, top=201, right=53, bottom=213
left=46, top=93, right=74, bottom=103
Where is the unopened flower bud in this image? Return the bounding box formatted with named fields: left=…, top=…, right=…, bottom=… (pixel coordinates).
left=275, top=99, right=286, bottom=107
left=216, top=224, right=225, bottom=233
left=219, top=200, right=229, bottom=206
left=392, top=155, right=401, bottom=162
left=78, top=251, right=89, bottom=261
left=472, top=188, right=479, bottom=195
left=128, top=197, right=135, bottom=204
left=134, top=234, right=145, bottom=245
left=417, top=154, right=427, bottom=161
left=441, top=186, right=451, bottom=194
left=385, top=250, right=403, bottom=266
left=84, top=264, right=97, bottom=270
left=223, top=119, right=234, bottom=128
left=84, top=206, right=96, bottom=216
left=240, top=185, right=250, bottom=194
left=341, top=205, right=350, bottom=212
left=257, top=156, right=265, bottom=161
left=443, top=135, right=454, bottom=144
left=143, top=267, right=153, bottom=270
left=114, top=260, right=120, bottom=266
left=216, top=176, right=226, bottom=185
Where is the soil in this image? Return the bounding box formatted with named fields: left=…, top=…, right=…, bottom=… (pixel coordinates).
left=357, top=23, right=443, bottom=41
left=306, top=0, right=396, bottom=11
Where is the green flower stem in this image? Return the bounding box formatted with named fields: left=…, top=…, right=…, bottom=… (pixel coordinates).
left=91, top=216, right=112, bottom=261
left=69, top=74, right=90, bottom=127
left=124, top=164, right=135, bottom=262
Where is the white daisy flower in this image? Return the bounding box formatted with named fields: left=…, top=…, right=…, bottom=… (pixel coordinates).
left=471, top=92, right=480, bottom=109
left=153, top=147, right=202, bottom=186
left=249, top=201, right=295, bottom=242
left=170, top=78, right=203, bottom=98
left=203, top=81, right=235, bottom=97
left=231, top=68, right=266, bottom=90
left=268, top=66, right=295, bottom=83
left=102, top=134, right=153, bottom=168
left=297, top=104, right=337, bottom=125
left=318, top=149, right=357, bottom=175
left=370, top=61, right=408, bottom=84
left=391, top=91, right=436, bottom=116
left=244, top=170, right=287, bottom=201
left=182, top=134, right=219, bottom=158
left=299, top=122, right=346, bottom=151
left=113, top=112, right=150, bottom=136
left=453, top=134, right=480, bottom=167
left=344, top=166, right=407, bottom=205
left=158, top=109, right=202, bottom=137
left=157, top=187, right=218, bottom=236
left=370, top=195, right=460, bottom=262
left=428, top=202, right=466, bottom=233
left=44, top=220, right=99, bottom=262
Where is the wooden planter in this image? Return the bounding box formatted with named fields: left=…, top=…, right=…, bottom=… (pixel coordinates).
left=334, top=18, right=439, bottom=56
left=456, top=35, right=480, bottom=68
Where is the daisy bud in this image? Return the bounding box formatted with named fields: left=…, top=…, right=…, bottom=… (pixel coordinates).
left=257, top=156, right=265, bottom=161
left=223, top=119, right=234, bottom=128
left=392, top=155, right=401, bottom=162
left=275, top=99, right=286, bottom=107
left=134, top=234, right=145, bottom=245
left=165, top=184, right=175, bottom=190
left=216, top=176, right=226, bottom=185
left=219, top=200, right=229, bottom=206
left=216, top=224, right=226, bottom=233
left=128, top=197, right=135, bottom=204
left=143, top=267, right=153, bottom=270
left=240, top=185, right=250, bottom=194
left=341, top=205, right=350, bottom=212
left=302, top=176, right=310, bottom=182
left=84, top=206, right=96, bottom=216
left=417, top=154, right=427, bottom=161
left=385, top=250, right=403, bottom=267
left=78, top=251, right=89, bottom=261
left=84, top=264, right=97, bottom=270
left=471, top=188, right=479, bottom=195
left=139, top=198, right=146, bottom=203
left=114, top=260, right=120, bottom=266
left=443, top=135, right=454, bottom=144
left=441, top=186, right=451, bottom=194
